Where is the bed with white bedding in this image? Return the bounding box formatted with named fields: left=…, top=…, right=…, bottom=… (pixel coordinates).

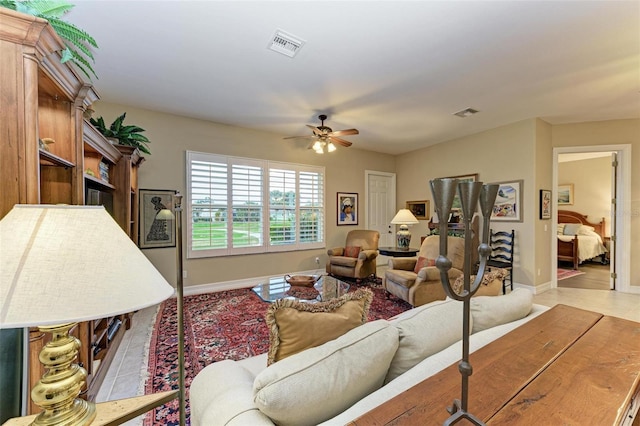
left=557, top=210, right=607, bottom=269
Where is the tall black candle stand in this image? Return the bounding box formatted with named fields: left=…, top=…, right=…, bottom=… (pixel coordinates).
left=429, top=178, right=499, bottom=426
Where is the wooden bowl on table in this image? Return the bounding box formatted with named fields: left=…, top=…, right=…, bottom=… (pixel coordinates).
left=284, top=274, right=317, bottom=287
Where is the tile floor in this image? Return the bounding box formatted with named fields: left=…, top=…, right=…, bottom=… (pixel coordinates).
left=96, top=281, right=640, bottom=425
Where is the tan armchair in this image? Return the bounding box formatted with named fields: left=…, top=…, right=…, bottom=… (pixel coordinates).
left=383, top=234, right=502, bottom=307
left=326, top=230, right=380, bottom=281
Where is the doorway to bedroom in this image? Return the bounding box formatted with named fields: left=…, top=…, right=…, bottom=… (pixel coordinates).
left=557, top=152, right=612, bottom=290
left=553, top=144, right=631, bottom=293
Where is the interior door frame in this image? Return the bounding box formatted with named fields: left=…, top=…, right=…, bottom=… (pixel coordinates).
left=552, top=144, right=633, bottom=293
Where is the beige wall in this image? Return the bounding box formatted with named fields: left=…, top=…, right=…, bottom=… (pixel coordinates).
left=94, top=101, right=638, bottom=291
left=534, top=119, right=553, bottom=288
left=552, top=119, right=640, bottom=288
left=395, top=119, right=539, bottom=288
left=94, top=102, right=395, bottom=288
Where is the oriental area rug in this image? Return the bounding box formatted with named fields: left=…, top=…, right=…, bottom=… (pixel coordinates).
left=142, top=278, right=411, bottom=425
left=557, top=268, right=586, bottom=281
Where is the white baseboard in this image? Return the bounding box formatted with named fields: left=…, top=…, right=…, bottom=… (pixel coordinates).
left=513, top=281, right=551, bottom=295
left=181, top=269, right=323, bottom=297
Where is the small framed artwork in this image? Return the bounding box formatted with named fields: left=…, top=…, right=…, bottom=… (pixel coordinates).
left=540, top=189, right=552, bottom=219
left=557, top=184, right=574, bottom=205
left=438, top=173, right=479, bottom=210
left=337, top=192, right=358, bottom=226
left=139, top=189, right=176, bottom=248
left=406, top=200, right=430, bottom=220
left=491, top=180, right=524, bottom=222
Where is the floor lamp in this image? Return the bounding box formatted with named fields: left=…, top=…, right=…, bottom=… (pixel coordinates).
left=158, top=192, right=185, bottom=426
left=0, top=205, right=176, bottom=425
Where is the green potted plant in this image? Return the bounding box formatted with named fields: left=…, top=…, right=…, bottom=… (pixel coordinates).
left=90, top=113, right=151, bottom=155
left=0, top=0, right=98, bottom=80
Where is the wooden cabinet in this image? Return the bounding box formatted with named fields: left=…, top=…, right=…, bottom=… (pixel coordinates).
left=0, top=8, right=143, bottom=414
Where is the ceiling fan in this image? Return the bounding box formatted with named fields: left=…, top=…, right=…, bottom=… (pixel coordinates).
left=284, top=114, right=359, bottom=154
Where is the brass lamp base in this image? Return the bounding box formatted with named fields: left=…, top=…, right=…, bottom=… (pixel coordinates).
left=31, top=323, right=96, bottom=426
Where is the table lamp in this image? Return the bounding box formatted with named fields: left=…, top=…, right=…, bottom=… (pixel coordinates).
left=0, top=205, right=175, bottom=425
left=390, top=209, right=419, bottom=249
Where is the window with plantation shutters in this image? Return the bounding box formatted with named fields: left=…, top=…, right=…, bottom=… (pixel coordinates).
left=186, top=151, right=324, bottom=258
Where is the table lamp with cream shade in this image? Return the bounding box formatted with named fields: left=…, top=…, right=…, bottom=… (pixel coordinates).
left=0, top=204, right=176, bottom=425
left=390, top=209, right=419, bottom=249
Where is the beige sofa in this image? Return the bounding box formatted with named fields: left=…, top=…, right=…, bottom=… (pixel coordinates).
left=190, top=289, right=545, bottom=426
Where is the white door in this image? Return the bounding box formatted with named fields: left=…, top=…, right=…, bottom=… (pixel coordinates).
left=365, top=171, right=396, bottom=265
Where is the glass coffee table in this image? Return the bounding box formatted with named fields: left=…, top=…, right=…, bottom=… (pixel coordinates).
left=252, top=275, right=350, bottom=303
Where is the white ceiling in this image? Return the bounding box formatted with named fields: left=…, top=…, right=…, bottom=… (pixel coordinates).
left=67, top=1, right=640, bottom=155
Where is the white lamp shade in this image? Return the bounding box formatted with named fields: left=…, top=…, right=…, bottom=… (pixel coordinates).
left=0, top=205, right=175, bottom=328
left=390, top=209, right=419, bottom=225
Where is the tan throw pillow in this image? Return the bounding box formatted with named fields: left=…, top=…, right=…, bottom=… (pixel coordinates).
left=265, top=288, right=373, bottom=365
left=414, top=256, right=436, bottom=273
left=452, top=268, right=507, bottom=295
left=344, top=245, right=362, bottom=258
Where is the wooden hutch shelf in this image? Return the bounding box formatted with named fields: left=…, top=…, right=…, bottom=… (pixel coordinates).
left=0, top=8, right=144, bottom=415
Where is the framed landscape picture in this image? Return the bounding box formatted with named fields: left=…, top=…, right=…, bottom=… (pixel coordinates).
left=139, top=189, right=176, bottom=248
left=337, top=192, right=358, bottom=225
left=557, top=184, right=574, bottom=205
left=491, top=180, right=523, bottom=222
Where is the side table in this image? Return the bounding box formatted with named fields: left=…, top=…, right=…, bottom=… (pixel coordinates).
left=3, top=391, right=178, bottom=426
left=378, top=247, right=419, bottom=257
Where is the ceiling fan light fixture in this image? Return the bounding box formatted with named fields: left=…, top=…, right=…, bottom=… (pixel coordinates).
left=312, top=140, right=323, bottom=151
left=327, top=142, right=336, bottom=152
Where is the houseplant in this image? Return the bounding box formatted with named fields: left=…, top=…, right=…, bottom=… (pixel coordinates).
left=0, top=0, right=98, bottom=80
left=90, top=113, right=151, bottom=155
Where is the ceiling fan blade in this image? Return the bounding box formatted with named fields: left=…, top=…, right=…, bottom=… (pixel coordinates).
left=329, top=136, right=352, bottom=147
left=329, top=128, right=359, bottom=137
left=283, top=135, right=315, bottom=140
left=306, top=124, right=323, bottom=136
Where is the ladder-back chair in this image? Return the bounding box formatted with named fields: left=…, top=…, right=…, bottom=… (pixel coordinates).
left=487, top=229, right=515, bottom=294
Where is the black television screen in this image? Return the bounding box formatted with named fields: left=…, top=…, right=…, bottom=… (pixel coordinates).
left=85, top=187, right=114, bottom=216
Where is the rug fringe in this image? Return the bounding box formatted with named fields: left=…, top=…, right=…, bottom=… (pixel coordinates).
left=137, top=304, right=162, bottom=395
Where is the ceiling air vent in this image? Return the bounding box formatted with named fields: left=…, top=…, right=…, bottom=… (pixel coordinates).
left=453, top=108, right=479, bottom=118
left=268, top=29, right=305, bottom=58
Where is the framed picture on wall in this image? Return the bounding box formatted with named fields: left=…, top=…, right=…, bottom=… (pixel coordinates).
left=406, top=200, right=430, bottom=220
left=557, top=184, right=574, bottom=205
left=337, top=192, right=358, bottom=226
left=491, top=180, right=524, bottom=222
left=438, top=173, right=479, bottom=210
left=139, top=189, right=176, bottom=248
left=540, top=189, right=552, bottom=219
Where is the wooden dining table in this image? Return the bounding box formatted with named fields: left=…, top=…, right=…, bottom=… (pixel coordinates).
left=348, top=304, right=640, bottom=425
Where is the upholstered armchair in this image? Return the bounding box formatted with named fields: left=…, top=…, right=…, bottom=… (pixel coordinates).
left=383, top=234, right=502, bottom=307
left=326, top=230, right=380, bottom=281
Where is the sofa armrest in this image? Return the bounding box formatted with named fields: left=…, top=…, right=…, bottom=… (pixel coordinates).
left=418, top=266, right=462, bottom=282
left=190, top=359, right=274, bottom=426
left=388, top=258, right=417, bottom=270
left=359, top=249, right=378, bottom=261
left=327, top=247, right=344, bottom=256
